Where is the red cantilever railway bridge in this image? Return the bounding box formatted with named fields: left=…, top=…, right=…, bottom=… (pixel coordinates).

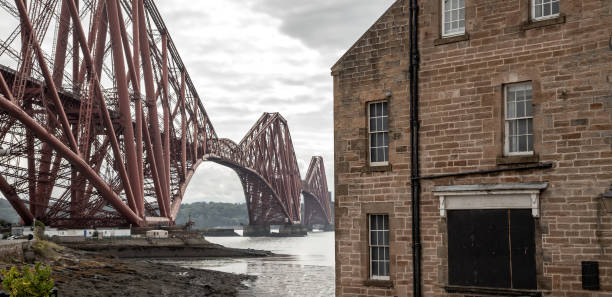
left=0, top=0, right=332, bottom=228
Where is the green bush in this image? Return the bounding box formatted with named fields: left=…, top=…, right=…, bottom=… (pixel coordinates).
left=1, top=263, right=54, bottom=297
left=33, top=221, right=45, bottom=240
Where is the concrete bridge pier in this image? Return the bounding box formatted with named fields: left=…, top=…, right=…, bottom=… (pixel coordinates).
left=242, top=225, right=270, bottom=237
left=278, top=224, right=308, bottom=236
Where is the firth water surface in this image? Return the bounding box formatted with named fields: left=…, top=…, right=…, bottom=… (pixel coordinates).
left=162, top=230, right=335, bottom=296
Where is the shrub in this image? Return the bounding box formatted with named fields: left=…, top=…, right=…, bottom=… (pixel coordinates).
left=1, top=263, right=54, bottom=297
left=33, top=221, right=45, bottom=240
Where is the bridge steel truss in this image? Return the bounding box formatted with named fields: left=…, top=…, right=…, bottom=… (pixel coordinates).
left=302, top=156, right=332, bottom=226
left=0, top=0, right=330, bottom=228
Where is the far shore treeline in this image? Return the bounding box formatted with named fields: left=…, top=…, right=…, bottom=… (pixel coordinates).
left=0, top=198, right=248, bottom=228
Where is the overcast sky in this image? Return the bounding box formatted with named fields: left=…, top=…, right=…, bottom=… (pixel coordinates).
left=157, top=0, right=395, bottom=204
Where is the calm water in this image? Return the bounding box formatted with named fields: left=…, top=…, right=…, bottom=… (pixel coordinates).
left=161, top=230, right=335, bottom=296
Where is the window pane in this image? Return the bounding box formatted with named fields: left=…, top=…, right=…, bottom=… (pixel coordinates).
left=552, top=1, right=559, bottom=14
left=371, top=148, right=377, bottom=162
left=544, top=3, right=551, bottom=15
left=371, top=231, right=377, bottom=245
left=370, top=118, right=376, bottom=131
left=519, top=119, right=528, bottom=135
left=370, top=215, right=376, bottom=230
left=510, top=135, right=517, bottom=152
left=459, top=0, right=464, bottom=8
left=445, top=23, right=451, bottom=32
left=383, top=215, right=389, bottom=230
left=519, top=135, right=528, bottom=151
left=459, top=8, right=465, bottom=20
left=527, top=119, right=533, bottom=134
left=510, top=120, right=518, bottom=136
left=507, top=90, right=516, bottom=102
left=452, top=0, right=457, bottom=9
left=377, top=118, right=383, bottom=132
left=383, top=148, right=388, bottom=162
left=452, top=10, right=458, bottom=20
left=371, top=258, right=378, bottom=275
left=376, top=148, right=384, bottom=162
left=381, top=102, right=387, bottom=116
left=370, top=103, right=375, bottom=118
left=535, top=5, right=542, bottom=17
left=383, top=261, right=389, bottom=276
left=382, top=133, right=388, bottom=146
left=507, top=101, right=516, bottom=118
left=382, top=117, right=388, bottom=131
left=526, top=101, right=533, bottom=116
left=528, top=134, right=534, bottom=151
left=516, top=101, right=525, bottom=117
left=459, top=20, right=465, bottom=30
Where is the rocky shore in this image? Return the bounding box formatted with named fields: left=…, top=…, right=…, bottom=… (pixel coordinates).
left=0, top=239, right=268, bottom=296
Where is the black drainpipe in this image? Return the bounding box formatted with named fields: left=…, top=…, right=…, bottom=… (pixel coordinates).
left=408, top=0, right=421, bottom=296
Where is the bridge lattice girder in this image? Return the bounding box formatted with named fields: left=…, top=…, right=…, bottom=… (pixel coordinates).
left=302, top=156, right=332, bottom=225
left=0, top=0, right=329, bottom=227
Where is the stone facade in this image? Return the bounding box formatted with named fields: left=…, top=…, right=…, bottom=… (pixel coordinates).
left=332, top=0, right=612, bottom=296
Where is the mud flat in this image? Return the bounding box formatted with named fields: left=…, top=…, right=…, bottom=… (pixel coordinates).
left=0, top=239, right=267, bottom=296
left=59, top=238, right=272, bottom=258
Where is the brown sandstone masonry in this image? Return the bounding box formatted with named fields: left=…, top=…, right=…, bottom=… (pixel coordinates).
left=333, top=0, right=612, bottom=296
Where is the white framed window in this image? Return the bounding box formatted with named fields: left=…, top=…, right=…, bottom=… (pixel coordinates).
left=504, top=82, right=534, bottom=156
left=368, top=101, right=389, bottom=166
left=442, top=0, right=465, bottom=37
left=532, top=0, right=560, bottom=21
left=369, top=214, right=390, bottom=280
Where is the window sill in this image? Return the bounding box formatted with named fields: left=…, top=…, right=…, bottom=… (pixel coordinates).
left=444, top=285, right=542, bottom=297
left=363, top=279, right=393, bottom=288
left=434, top=33, right=469, bottom=46
left=497, top=154, right=539, bottom=165
left=361, top=164, right=392, bottom=173
left=521, top=15, right=565, bottom=31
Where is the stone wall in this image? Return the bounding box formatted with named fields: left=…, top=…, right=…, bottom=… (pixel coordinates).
left=0, top=240, right=28, bottom=262
left=333, top=0, right=612, bottom=296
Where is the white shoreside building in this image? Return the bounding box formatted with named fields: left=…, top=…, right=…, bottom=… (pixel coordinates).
left=11, top=226, right=131, bottom=238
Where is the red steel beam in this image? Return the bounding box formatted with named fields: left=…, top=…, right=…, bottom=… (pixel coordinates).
left=64, top=0, right=138, bottom=216
left=138, top=0, right=170, bottom=216
left=0, top=93, right=143, bottom=226
left=14, top=0, right=79, bottom=153
left=107, top=0, right=141, bottom=216
left=162, top=33, right=171, bottom=203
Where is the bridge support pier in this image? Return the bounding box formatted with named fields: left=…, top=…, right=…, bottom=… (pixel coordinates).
left=242, top=225, right=270, bottom=237
left=278, top=224, right=308, bottom=237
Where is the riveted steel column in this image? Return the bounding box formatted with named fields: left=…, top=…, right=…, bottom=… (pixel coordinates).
left=64, top=0, right=137, bottom=218
left=138, top=0, right=169, bottom=216
left=132, top=0, right=144, bottom=216
left=107, top=0, right=141, bottom=216
left=180, top=71, right=186, bottom=178
left=162, top=33, right=171, bottom=202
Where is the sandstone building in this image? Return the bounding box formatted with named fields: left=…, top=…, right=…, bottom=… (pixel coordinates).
left=332, top=0, right=611, bottom=296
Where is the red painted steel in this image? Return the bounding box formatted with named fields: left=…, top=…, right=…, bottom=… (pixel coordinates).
left=302, top=156, right=333, bottom=225
left=0, top=0, right=331, bottom=228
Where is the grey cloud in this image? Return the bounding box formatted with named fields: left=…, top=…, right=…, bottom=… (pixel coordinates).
left=251, top=0, right=395, bottom=52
